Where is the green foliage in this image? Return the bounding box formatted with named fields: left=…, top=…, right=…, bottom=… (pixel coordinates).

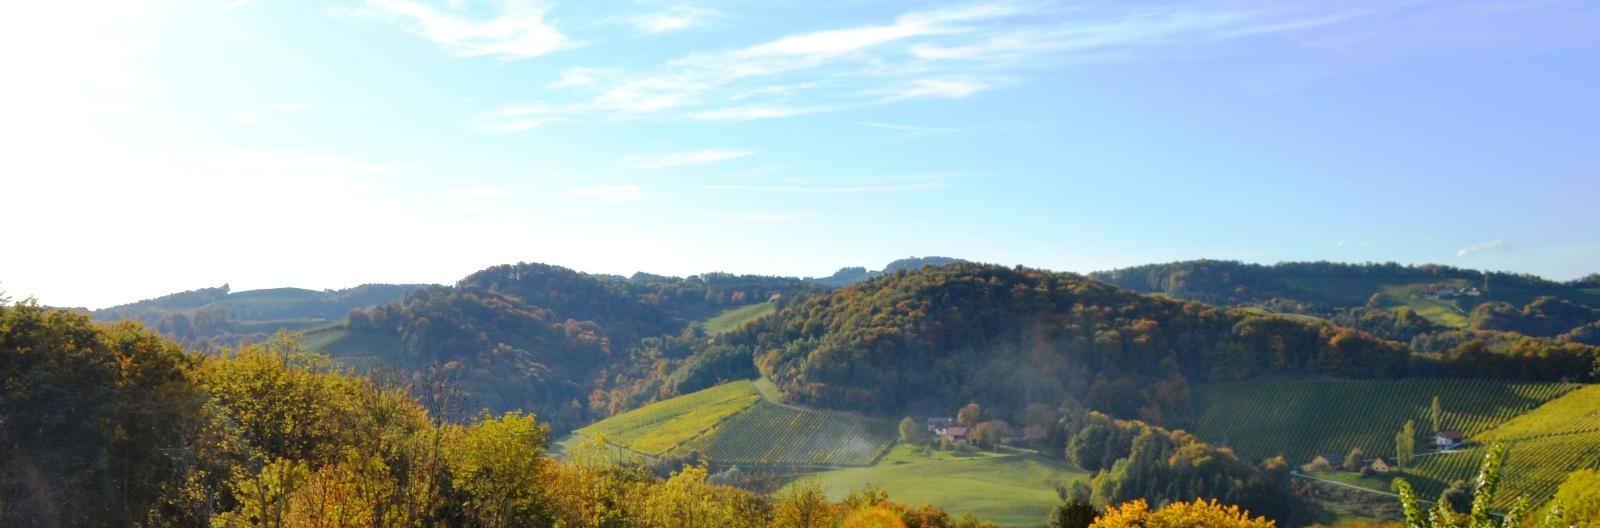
left=1392, top=443, right=1567, bottom=528
left=576, top=380, right=760, bottom=456
left=1049, top=499, right=1099, bottom=528
left=1553, top=469, right=1600, bottom=526
left=1065, top=412, right=1307, bottom=525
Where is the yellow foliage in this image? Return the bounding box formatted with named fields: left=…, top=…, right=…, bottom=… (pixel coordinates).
left=844, top=505, right=909, bottom=528
left=1090, top=498, right=1275, bottom=528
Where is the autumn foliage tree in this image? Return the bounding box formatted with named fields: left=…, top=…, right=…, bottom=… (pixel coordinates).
left=1088, top=498, right=1275, bottom=528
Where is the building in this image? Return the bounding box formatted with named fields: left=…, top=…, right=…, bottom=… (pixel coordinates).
left=1370, top=457, right=1400, bottom=473
left=943, top=426, right=970, bottom=442
left=927, top=417, right=954, bottom=434
left=1435, top=431, right=1464, bottom=449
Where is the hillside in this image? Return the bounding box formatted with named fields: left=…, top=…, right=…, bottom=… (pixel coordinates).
left=723, top=263, right=1431, bottom=421
left=791, top=444, right=1089, bottom=527
left=91, top=283, right=430, bottom=347
left=805, top=256, right=969, bottom=287
left=570, top=380, right=897, bottom=468
left=1092, top=260, right=1600, bottom=330
left=1190, top=379, right=1598, bottom=507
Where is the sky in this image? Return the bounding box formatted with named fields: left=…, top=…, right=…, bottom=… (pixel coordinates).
left=2, top=0, right=1598, bottom=309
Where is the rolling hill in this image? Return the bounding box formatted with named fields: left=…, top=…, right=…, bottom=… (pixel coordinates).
left=569, top=379, right=897, bottom=468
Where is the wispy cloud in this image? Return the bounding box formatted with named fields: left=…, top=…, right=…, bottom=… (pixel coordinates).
left=361, top=0, right=580, bottom=60
left=564, top=184, right=644, bottom=203
left=705, top=182, right=943, bottom=194
left=480, top=2, right=1369, bottom=127
left=861, top=121, right=959, bottom=133
left=231, top=103, right=315, bottom=123
left=627, top=4, right=718, bottom=34
left=622, top=149, right=753, bottom=169
left=1457, top=240, right=1505, bottom=257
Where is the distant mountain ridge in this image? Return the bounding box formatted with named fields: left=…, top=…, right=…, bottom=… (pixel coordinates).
left=805, top=256, right=969, bottom=287
left=91, top=283, right=432, bottom=347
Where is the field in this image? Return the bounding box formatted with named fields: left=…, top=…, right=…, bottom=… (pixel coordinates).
left=298, top=326, right=404, bottom=370
left=698, top=302, right=776, bottom=335
left=790, top=444, right=1089, bottom=527
left=1193, top=379, right=1596, bottom=507
left=576, top=380, right=761, bottom=456
left=571, top=379, right=897, bottom=467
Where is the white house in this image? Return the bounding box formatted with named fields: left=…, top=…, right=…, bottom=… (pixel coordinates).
left=1435, top=430, right=1464, bottom=449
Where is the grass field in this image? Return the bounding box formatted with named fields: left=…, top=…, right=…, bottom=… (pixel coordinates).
left=698, top=302, right=776, bottom=335
left=571, top=379, right=897, bottom=467
left=1192, top=379, right=1594, bottom=507
left=790, top=444, right=1088, bottom=527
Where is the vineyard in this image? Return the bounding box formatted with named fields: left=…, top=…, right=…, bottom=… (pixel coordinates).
left=1403, top=385, right=1600, bottom=506
left=1191, top=379, right=1576, bottom=464
left=575, top=380, right=761, bottom=456
left=571, top=379, right=897, bottom=467
left=1192, top=379, right=1598, bottom=508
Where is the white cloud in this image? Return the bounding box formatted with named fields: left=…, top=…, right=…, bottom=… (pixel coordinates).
left=627, top=4, right=718, bottom=34
left=878, top=78, right=987, bottom=101
left=691, top=105, right=827, bottom=121
left=362, top=0, right=580, bottom=60
left=862, top=121, right=959, bottom=133
left=1457, top=240, right=1505, bottom=257
left=623, top=149, right=753, bottom=169
left=565, top=184, right=645, bottom=203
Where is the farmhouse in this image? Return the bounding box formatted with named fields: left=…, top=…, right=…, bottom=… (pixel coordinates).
left=943, top=426, right=970, bottom=442
left=1435, top=431, right=1464, bottom=449
left=1300, top=453, right=1345, bottom=472
left=1370, top=457, right=1400, bottom=473
left=927, top=417, right=954, bottom=433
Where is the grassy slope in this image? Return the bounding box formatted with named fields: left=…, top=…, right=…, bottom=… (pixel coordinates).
left=1276, top=273, right=1600, bottom=328
left=571, top=379, right=896, bottom=466
left=576, top=381, right=761, bottom=456
left=792, top=444, right=1088, bottom=527
left=698, top=302, right=776, bottom=335
left=1192, top=379, right=1591, bottom=506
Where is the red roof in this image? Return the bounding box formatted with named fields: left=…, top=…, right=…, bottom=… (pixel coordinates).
left=944, top=426, right=969, bottom=436
left=1439, top=431, right=1463, bottom=441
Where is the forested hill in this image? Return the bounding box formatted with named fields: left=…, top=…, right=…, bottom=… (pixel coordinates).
left=337, top=262, right=829, bottom=431
left=722, top=263, right=1410, bottom=420
left=91, top=283, right=431, bottom=346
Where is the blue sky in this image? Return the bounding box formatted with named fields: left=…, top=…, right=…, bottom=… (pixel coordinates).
left=2, top=0, right=1598, bottom=308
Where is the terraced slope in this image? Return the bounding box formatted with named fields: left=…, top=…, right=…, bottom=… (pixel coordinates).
left=571, top=379, right=896, bottom=467
left=1403, top=385, right=1600, bottom=506
left=1191, top=379, right=1576, bottom=464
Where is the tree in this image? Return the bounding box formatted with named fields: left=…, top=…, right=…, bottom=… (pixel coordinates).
left=899, top=417, right=923, bottom=445
left=973, top=420, right=1011, bottom=448
left=1396, top=420, right=1416, bottom=467
left=957, top=403, right=982, bottom=428
left=1430, top=395, right=1443, bottom=433
left=1393, top=443, right=1566, bottom=528
left=1554, top=469, right=1600, bottom=527
left=1049, top=499, right=1099, bottom=528
left=1089, top=498, right=1275, bottom=528
left=772, top=481, right=843, bottom=528
left=1343, top=447, right=1366, bottom=471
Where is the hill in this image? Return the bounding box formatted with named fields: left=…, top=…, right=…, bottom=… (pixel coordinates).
left=1189, top=379, right=1598, bottom=507
left=723, top=263, right=1436, bottom=421
left=806, top=256, right=969, bottom=287
left=790, top=444, right=1089, bottom=527
left=1091, top=260, right=1600, bottom=331
left=91, top=283, right=430, bottom=347
left=570, top=380, right=897, bottom=468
